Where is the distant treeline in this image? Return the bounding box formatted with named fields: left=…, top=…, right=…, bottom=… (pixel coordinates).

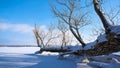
left=0, top=45, right=37, bottom=47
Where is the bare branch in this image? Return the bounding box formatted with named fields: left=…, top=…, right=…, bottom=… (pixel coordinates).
left=107, top=8, right=120, bottom=25
left=52, top=0, right=89, bottom=48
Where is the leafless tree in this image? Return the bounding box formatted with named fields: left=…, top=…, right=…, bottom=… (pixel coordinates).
left=33, top=26, right=40, bottom=47
left=45, top=24, right=60, bottom=46
left=33, top=24, right=60, bottom=48
left=51, top=0, right=90, bottom=48
left=33, top=24, right=45, bottom=47
left=33, top=24, right=41, bottom=47
left=57, top=21, right=68, bottom=49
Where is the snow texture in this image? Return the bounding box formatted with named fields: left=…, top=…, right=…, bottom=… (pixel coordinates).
left=97, top=34, right=107, bottom=43
left=0, top=47, right=120, bottom=68
left=0, top=47, right=76, bottom=68
left=111, top=25, right=120, bottom=34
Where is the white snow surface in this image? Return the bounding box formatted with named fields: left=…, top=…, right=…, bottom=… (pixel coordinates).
left=0, top=47, right=76, bottom=68
left=111, top=25, right=120, bottom=34
left=0, top=47, right=120, bottom=68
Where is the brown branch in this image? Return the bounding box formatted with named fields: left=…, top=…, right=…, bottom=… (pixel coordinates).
left=45, top=35, right=60, bottom=46
left=33, top=30, right=40, bottom=47
left=52, top=0, right=88, bottom=48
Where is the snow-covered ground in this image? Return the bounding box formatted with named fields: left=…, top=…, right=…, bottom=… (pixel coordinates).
left=0, top=47, right=120, bottom=68
left=0, top=47, right=76, bottom=68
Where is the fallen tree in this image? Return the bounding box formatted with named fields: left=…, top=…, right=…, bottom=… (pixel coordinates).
left=37, top=0, right=120, bottom=56
left=76, top=34, right=120, bottom=56
left=39, top=30, right=120, bottom=56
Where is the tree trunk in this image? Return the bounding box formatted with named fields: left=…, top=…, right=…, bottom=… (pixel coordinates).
left=93, top=0, right=111, bottom=34
left=70, top=27, right=86, bottom=48
left=39, top=48, right=71, bottom=53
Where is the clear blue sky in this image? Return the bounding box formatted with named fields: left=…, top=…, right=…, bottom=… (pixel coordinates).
left=0, top=0, right=119, bottom=45
left=0, top=0, right=54, bottom=25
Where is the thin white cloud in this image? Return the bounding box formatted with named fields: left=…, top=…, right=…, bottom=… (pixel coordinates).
left=12, top=24, right=34, bottom=33
left=0, top=23, right=10, bottom=30
left=0, top=23, right=34, bottom=34
left=39, top=25, right=47, bottom=29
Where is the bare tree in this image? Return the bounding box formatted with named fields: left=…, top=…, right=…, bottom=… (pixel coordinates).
left=33, top=24, right=45, bottom=47
left=33, top=24, right=41, bottom=47
left=51, top=0, right=89, bottom=48
left=45, top=24, right=60, bottom=46
left=33, top=24, right=60, bottom=48
left=57, top=21, right=68, bottom=49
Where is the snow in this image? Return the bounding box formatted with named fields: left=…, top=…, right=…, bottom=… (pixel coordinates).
left=0, top=47, right=120, bottom=68
left=64, top=40, right=96, bottom=51
left=111, top=25, right=120, bottom=34
left=97, top=34, right=107, bottom=43
left=0, top=47, right=76, bottom=68
left=85, top=41, right=96, bottom=50
left=0, top=47, right=40, bottom=54
left=63, top=33, right=107, bottom=51
left=88, top=54, right=120, bottom=68
left=74, top=25, right=120, bottom=50
left=89, top=61, right=120, bottom=68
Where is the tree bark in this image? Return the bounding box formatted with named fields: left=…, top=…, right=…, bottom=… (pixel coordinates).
left=93, top=0, right=111, bottom=34
left=39, top=48, right=71, bottom=53
left=70, top=27, right=86, bottom=47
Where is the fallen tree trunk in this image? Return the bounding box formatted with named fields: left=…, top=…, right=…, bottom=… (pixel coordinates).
left=66, top=33, right=120, bottom=56
left=76, top=39, right=120, bottom=56
left=39, top=33, right=120, bottom=56
left=39, top=48, right=71, bottom=53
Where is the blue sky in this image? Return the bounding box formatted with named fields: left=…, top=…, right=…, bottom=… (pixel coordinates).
left=0, top=0, right=53, bottom=25
left=0, top=0, right=54, bottom=45
left=0, top=0, right=120, bottom=45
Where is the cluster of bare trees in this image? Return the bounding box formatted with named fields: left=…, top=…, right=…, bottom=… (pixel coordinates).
left=33, top=23, right=79, bottom=49
left=33, top=24, right=59, bottom=48
left=33, top=0, right=120, bottom=56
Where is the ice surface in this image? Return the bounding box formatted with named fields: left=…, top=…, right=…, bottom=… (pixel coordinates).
left=0, top=47, right=76, bottom=68
left=0, top=47, right=120, bottom=68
